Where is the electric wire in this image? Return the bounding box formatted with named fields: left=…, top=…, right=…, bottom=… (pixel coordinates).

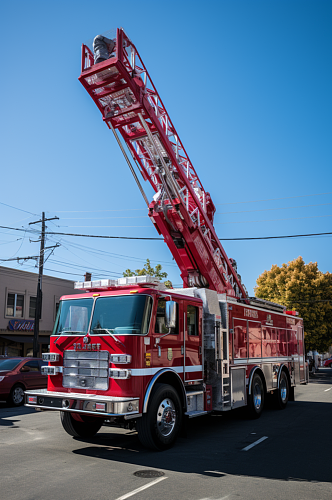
left=0, top=201, right=39, bottom=216
left=216, top=202, right=332, bottom=215
left=1, top=225, right=332, bottom=241
left=215, top=192, right=332, bottom=206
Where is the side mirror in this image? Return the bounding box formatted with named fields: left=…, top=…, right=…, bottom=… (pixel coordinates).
left=20, top=366, right=30, bottom=372
left=165, top=301, right=177, bottom=329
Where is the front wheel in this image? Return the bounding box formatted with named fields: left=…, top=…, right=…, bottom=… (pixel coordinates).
left=137, top=383, right=182, bottom=450
left=60, top=412, right=103, bottom=438
left=247, top=373, right=264, bottom=419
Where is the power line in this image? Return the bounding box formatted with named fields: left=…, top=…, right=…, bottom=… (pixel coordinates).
left=45, top=230, right=332, bottom=241
left=49, top=192, right=332, bottom=213
left=217, top=202, right=332, bottom=215
left=0, top=201, right=38, bottom=216
left=220, top=232, right=332, bottom=241
left=215, top=192, right=332, bottom=206
left=215, top=215, right=332, bottom=225
left=1, top=225, right=332, bottom=241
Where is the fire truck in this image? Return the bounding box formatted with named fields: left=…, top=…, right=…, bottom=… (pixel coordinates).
left=25, top=28, right=307, bottom=450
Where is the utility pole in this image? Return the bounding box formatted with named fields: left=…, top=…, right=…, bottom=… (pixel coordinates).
left=29, top=212, right=59, bottom=357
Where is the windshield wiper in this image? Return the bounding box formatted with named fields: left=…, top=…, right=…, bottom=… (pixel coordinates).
left=53, top=330, right=87, bottom=342
left=59, top=330, right=86, bottom=334
left=91, top=328, right=125, bottom=347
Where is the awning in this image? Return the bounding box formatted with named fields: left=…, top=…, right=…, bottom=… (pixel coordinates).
left=0, top=334, right=50, bottom=344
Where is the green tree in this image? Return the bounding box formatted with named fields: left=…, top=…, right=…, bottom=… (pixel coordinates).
left=123, top=259, right=173, bottom=288
left=255, top=256, right=332, bottom=353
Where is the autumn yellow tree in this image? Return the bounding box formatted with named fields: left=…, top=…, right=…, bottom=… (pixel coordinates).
left=255, top=257, right=332, bottom=353
left=123, top=259, right=172, bottom=288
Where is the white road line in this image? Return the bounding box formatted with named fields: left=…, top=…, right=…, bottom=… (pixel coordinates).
left=324, top=387, right=332, bottom=392
left=114, top=476, right=167, bottom=500
left=242, top=436, right=268, bottom=451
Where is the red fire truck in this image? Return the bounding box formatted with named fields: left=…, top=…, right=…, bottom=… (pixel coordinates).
left=25, top=28, right=307, bottom=450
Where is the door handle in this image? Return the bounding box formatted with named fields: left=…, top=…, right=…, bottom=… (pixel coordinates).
left=181, top=346, right=184, bottom=355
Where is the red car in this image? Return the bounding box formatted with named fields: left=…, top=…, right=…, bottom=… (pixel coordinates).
left=0, top=357, right=47, bottom=406
left=324, top=358, right=332, bottom=368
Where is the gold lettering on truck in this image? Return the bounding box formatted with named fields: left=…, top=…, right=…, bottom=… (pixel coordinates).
left=244, top=308, right=258, bottom=319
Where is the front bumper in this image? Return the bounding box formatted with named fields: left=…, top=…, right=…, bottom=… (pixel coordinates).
left=25, top=389, right=140, bottom=419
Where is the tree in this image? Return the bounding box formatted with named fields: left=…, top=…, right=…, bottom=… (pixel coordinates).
left=255, top=256, right=332, bottom=353
left=123, top=259, right=173, bottom=288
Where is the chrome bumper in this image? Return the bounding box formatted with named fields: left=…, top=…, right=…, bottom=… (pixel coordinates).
left=25, top=389, right=140, bottom=419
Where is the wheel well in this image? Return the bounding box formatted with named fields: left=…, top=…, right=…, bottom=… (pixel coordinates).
left=143, top=369, right=186, bottom=413
left=248, top=367, right=267, bottom=395
left=11, top=382, right=25, bottom=391
left=279, top=365, right=291, bottom=389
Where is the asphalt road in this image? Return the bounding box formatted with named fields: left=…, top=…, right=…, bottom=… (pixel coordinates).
left=1, top=369, right=332, bottom=500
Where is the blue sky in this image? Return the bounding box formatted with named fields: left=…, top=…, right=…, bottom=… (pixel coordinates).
left=0, top=0, right=331, bottom=295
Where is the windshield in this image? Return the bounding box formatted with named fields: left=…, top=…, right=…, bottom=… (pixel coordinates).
left=90, top=295, right=152, bottom=335
left=0, top=359, right=21, bottom=371
left=53, top=295, right=153, bottom=336
left=53, top=298, right=93, bottom=335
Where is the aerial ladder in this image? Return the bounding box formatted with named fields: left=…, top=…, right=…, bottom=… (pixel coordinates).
left=79, top=28, right=248, bottom=301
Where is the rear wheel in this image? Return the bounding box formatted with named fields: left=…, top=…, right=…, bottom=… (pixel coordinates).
left=137, top=383, right=182, bottom=450
left=60, top=412, right=103, bottom=438
left=8, top=384, right=25, bottom=406
left=247, top=373, right=264, bottom=419
left=276, top=370, right=289, bottom=409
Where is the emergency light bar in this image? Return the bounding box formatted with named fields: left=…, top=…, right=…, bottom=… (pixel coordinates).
left=74, top=275, right=161, bottom=290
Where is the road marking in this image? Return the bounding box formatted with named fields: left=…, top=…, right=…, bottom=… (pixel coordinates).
left=205, top=471, right=225, bottom=475
left=324, top=387, right=332, bottom=392
left=199, top=496, right=230, bottom=500
left=114, top=476, right=167, bottom=500
left=242, top=436, right=268, bottom=451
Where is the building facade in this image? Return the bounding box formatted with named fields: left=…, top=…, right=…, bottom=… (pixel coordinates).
left=0, top=266, right=80, bottom=357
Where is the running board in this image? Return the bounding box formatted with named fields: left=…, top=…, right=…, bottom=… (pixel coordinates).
left=185, top=410, right=210, bottom=418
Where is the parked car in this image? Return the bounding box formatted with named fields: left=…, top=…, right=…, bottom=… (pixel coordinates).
left=324, top=357, right=332, bottom=368
left=0, top=357, right=47, bottom=406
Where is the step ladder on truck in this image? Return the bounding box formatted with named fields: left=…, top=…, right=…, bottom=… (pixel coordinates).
left=25, top=28, right=308, bottom=450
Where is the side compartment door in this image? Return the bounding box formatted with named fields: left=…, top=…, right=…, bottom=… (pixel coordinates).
left=184, top=303, right=203, bottom=382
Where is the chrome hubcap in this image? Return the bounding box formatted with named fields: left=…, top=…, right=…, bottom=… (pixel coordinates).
left=13, top=387, right=24, bottom=404
left=156, top=398, right=176, bottom=437
left=253, top=383, right=262, bottom=410
left=280, top=379, right=287, bottom=402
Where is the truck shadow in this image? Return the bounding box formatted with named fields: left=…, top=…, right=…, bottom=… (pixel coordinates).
left=0, top=402, right=36, bottom=426
left=72, top=398, right=332, bottom=484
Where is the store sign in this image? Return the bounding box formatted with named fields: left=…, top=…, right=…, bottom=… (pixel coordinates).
left=8, top=320, right=35, bottom=331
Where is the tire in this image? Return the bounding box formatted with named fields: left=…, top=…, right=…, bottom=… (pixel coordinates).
left=276, top=370, right=289, bottom=410
left=247, top=373, right=264, bottom=419
left=60, top=412, right=103, bottom=438
left=8, top=384, right=25, bottom=406
left=136, top=383, right=182, bottom=450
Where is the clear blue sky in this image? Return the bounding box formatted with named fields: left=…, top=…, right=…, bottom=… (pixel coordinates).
left=1, top=0, right=331, bottom=295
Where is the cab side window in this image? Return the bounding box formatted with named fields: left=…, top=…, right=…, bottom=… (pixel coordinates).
left=187, top=305, right=199, bottom=336
left=154, top=299, right=178, bottom=334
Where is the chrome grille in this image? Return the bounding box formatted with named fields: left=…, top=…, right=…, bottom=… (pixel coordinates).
left=63, top=351, right=109, bottom=390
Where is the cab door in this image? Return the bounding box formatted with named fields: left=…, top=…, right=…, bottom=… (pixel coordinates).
left=151, top=297, right=184, bottom=377
left=183, top=302, right=203, bottom=382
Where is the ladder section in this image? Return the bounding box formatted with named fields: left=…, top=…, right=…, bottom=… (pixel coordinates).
left=79, top=28, right=248, bottom=301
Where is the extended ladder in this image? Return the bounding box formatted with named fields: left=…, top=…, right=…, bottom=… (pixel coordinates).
left=79, top=28, right=248, bottom=300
